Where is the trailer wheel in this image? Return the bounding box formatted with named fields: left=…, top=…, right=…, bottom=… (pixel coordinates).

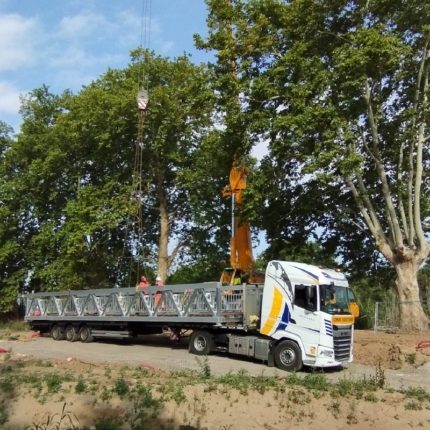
left=274, top=340, right=303, bottom=372
left=78, top=325, right=93, bottom=343
left=65, top=325, right=79, bottom=342
left=189, top=331, right=214, bottom=355
left=51, top=325, right=65, bottom=341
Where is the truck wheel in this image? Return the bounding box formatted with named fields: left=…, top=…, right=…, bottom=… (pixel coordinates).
left=65, top=325, right=79, bottom=342
left=51, top=325, right=65, bottom=341
left=274, top=340, right=303, bottom=372
left=189, top=331, right=214, bottom=355
left=78, top=325, right=93, bottom=343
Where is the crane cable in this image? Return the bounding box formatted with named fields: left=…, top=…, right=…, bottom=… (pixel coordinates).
left=120, top=0, right=151, bottom=288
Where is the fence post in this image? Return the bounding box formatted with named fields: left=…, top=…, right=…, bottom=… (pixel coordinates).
left=374, top=302, right=379, bottom=332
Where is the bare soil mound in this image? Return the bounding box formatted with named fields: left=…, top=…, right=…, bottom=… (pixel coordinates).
left=354, top=330, right=430, bottom=369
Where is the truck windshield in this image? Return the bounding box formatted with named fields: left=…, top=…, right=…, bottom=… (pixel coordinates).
left=320, top=284, right=353, bottom=314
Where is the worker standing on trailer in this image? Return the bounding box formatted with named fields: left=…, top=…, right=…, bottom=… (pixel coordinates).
left=155, top=275, right=164, bottom=306
left=136, top=275, right=151, bottom=294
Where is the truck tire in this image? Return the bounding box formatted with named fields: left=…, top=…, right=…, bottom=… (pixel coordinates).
left=51, top=325, right=65, bottom=341
left=274, top=340, right=303, bottom=372
left=65, top=325, right=79, bottom=342
left=78, top=325, right=94, bottom=343
left=189, top=331, right=214, bottom=355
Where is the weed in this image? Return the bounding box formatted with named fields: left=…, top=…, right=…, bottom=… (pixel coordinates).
left=0, top=374, right=16, bottom=394
left=371, top=362, right=385, bottom=388
left=302, top=373, right=329, bottom=392
left=28, top=403, right=79, bottom=430
left=196, top=356, right=211, bottom=379
left=204, top=380, right=217, bottom=393
left=128, top=384, right=162, bottom=429
left=0, top=320, right=29, bottom=332
left=405, top=400, right=423, bottom=410
left=329, top=400, right=341, bottom=418
left=406, top=353, right=417, bottom=365
left=45, top=373, right=63, bottom=393
left=330, top=376, right=378, bottom=399
left=346, top=401, right=358, bottom=424
left=0, top=401, right=8, bottom=426
left=94, top=422, right=120, bottom=430
left=364, top=393, right=378, bottom=402
left=285, top=373, right=301, bottom=386
left=171, top=384, right=186, bottom=404
left=34, top=359, right=53, bottom=368
left=252, top=374, right=277, bottom=394
left=100, top=387, right=113, bottom=402
left=403, top=387, right=430, bottom=402
left=113, top=377, right=129, bottom=398
left=74, top=377, right=87, bottom=394
left=217, top=370, right=251, bottom=395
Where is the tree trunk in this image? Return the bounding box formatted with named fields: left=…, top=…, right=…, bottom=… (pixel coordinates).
left=156, top=176, right=169, bottom=284
left=395, top=259, right=429, bottom=332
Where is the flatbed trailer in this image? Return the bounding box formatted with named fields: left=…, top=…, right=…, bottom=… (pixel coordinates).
left=24, top=261, right=355, bottom=372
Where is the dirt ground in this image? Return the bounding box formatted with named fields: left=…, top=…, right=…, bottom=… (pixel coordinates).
left=1, top=329, right=430, bottom=429
left=353, top=330, right=430, bottom=369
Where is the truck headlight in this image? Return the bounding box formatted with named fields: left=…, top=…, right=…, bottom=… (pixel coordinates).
left=318, top=348, right=334, bottom=358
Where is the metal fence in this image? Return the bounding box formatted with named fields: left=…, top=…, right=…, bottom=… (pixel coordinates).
left=374, top=295, right=430, bottom=332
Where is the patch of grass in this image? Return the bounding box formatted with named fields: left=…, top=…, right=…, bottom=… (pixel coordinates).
left=74, top=377, right=87, bottom=394
left=301, top=373, right=329, bottom=392
left=330, top=376, right=378, bottom=399
left=364, top=392, right=378, bottom=402
left=45, top=373, right=63, bottom=393
left=158, top=379, right=187, bottom=405
left=405, top=400, right=423, bottom=411
left=0, top=401, right=8, bottom=426
left=113, top=377, right=129, bottom=398
left=128, top=384, right=163, bottom=428
left=406, top=353, right=416, bottom=365
left=403, top=387, right=430, bottom=402
left=100, top=387, right=112, bottom=402
left=34, top=359, right=53, bottom=368
left=0, top=374, right=16, bottom=395
left=252, top=374, right=277, bottom=394
left=217, top=370, right=251, bottom=395
left=0, top=320, right=29, bottom=333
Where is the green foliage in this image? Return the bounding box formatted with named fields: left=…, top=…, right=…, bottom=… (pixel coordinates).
left=0, top=51, right=221, bottom=310
left=403, top=387, right=430, bottom=402
left=113, top=377, right=129, bottom=398
left=45, top=373, right=63, bottom=393
left=199, top=0, right=430, bottom=329
left=74, top=377, right=87, bottom=394
left=196, top=356, right=212, bottom=379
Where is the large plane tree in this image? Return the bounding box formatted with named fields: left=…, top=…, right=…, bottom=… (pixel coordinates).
left=201, top=0, right=430, bottom=331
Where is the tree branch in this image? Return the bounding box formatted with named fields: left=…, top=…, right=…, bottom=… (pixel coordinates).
left=364, top=79, right=404, bottom=249
left=413, top=38, right=430, bottom=253
left=396, top=140, right=411, bottom=243
left=345, top=175, right=393, bottom=261
left=167, top=238, right=188, bottom=269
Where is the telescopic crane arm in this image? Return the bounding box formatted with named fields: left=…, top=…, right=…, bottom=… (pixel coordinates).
left=221, top=164, right=263, bottom=285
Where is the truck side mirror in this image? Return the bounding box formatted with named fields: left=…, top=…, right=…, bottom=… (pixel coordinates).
left=305, top=285, right=315, bottom=311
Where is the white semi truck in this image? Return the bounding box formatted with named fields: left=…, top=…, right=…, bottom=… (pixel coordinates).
left=24, top=260, right=354, bottom=371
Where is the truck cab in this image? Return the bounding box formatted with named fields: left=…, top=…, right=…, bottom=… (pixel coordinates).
left=260, top=261, right=354, bottom=369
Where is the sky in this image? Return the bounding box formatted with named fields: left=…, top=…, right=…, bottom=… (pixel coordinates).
left=0, top=0, right=211, bottom=132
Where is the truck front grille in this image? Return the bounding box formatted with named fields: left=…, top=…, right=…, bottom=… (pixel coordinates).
left=332, top=325, right=352, bottom=361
